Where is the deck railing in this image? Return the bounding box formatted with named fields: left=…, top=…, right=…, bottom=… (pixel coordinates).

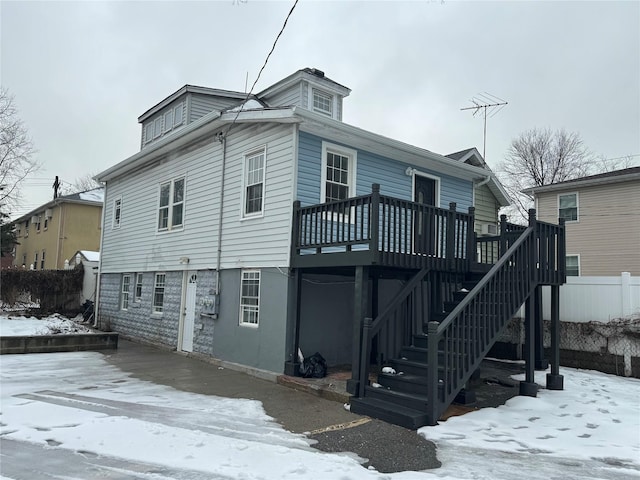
left=291, top=184, right=475, bottom=271
left=425, top=210, right=566, bottom=424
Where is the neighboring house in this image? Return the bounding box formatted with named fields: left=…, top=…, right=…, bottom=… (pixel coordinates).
left=12, top=189, right=103, bottom=270
left=525, top=167, right=640, bottom=276
left=96, top=68, right=565, bottom=428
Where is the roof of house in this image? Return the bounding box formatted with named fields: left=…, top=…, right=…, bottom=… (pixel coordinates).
left=446, top=148, right=488, bottom=169
left=71, top=250, right=100, bottom=262
left=257, top=67, right=351, bottom=100
left=14, top=188, right=104, bottom=223
left=524, top=166, right=640, bottom=195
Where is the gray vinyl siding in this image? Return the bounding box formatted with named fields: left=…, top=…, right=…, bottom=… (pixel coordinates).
left=188, top=93, right=240, bottom=122
left=474, top=184, right=500, bottom=232
left=296, top=131, right=474, bottom=211
left=101, top=122, right=295, bottom=274
left=535, top=179, right=640, bottom=276
left=261, top=84, right=302, bottom=108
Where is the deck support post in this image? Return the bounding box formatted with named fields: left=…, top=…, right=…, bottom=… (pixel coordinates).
left=520, top=208, right=538, bottom=397
left=426, top=321, right=439, bottom=425
left=347, top=265, right=370, bottom=395
left=534, top=285, right=548, bottom=370
left=499, top=214, right=508, bottom=258
left=284, top=269, right=302, bottom=376
left=546, top=284, right=564, bottom=390
left=466, top=206, right=476, bottom=268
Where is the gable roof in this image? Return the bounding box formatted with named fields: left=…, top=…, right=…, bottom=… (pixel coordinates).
left=14, top=188, right=104, bottom=223
left=524, top=166, right=640, bottom=195
left=446, top=148, right=488, bottom=169
left=258, top=67, right=351, bottom=101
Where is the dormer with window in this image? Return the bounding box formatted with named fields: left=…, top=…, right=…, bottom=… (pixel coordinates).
left=258, top=68, right=351, bottom=121
left=138, top=85, right=247, bottom=150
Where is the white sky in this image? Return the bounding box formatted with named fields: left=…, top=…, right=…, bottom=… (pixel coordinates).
left=1, top=313, right=639, bottom=479
left=2, top=0, right=639, bottom=219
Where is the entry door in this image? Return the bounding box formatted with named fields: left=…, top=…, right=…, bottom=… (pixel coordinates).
left=414, top=175, right=437, bottom=255
left=182, top=274, right=197, bottom=352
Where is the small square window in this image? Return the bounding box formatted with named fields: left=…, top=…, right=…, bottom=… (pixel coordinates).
left=566, top=255, right=580, bottom=276
left=313, top=89, right=333, bottom=116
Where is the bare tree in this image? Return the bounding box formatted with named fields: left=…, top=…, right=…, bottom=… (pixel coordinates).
left=499, top=128, right=593, bottom=221
left=59, top=172, right=102, bottom=195
left=0, top=88, right=38, bottom=211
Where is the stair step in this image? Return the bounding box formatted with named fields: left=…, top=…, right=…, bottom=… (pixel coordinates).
left=388, top=358, right=430, bottom=376
left=400, top=345, right=468, bottom=363
left=349, top=396, right=431, bottom=430
left=378, top=372, right=444, bottom=396
left=363, top=384, right=430, bottom=411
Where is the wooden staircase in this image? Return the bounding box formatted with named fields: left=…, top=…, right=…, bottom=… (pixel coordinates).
left=350, top=218, right=566, bottom=429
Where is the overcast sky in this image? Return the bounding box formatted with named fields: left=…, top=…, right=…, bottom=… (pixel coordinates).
left=2, top=0, right=639, bottom=219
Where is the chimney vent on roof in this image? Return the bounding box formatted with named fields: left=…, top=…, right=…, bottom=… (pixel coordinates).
left=310, top=68, right=325, bottom=78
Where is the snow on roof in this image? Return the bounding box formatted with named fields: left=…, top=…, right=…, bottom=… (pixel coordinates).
left=226, top=99, right=264, bottom=112
left=79, top=250, right=100, bottom=262
left=78, top=188, right=104, bottom=202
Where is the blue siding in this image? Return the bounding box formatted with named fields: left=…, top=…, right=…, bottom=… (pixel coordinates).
left=297, top=131, right=473, bottom=211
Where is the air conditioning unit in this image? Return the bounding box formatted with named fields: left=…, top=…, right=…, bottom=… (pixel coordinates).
left=31, top=215, right=40, bottom=224
left=481, top=223, right=498, bottom=236
left=45, top=209, right=53, bottom=219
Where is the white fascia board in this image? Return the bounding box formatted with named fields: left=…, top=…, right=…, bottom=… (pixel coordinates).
left=98, top=108, right=298, bottom=182
left=293, top=107, right=506, bottom=187
left=524, top=172, right=640, bottom=196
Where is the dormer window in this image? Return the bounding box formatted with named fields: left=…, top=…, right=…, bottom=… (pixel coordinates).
left=313, top=89, right=333, bottom=116
left=153, top=118, right=162, bottom=139
left=174, top=103, right=184, bottom=127
left=163, top=110, right=173, bottom=133
left=145, top=124, right=154, bottom=144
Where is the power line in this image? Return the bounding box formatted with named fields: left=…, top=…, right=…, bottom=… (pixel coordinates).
left=223, top=0, right=300, bottom=137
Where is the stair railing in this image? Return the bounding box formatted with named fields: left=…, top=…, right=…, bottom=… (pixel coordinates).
left=358, top=268, right=431, bottom=397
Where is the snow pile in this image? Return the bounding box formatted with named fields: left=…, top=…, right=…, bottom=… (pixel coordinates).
left=78, top=187, right=104, bottom=202
left=1, top=313, right=92, bottom=336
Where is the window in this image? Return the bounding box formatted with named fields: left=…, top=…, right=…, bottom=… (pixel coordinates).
left=40, top=251, right=45, bottom=270
left=113, top=198, right=122, bottom=228
left=239, top=270, right=260, bottom=326
left=559, top=193, right=578, bottom=222
left=44, top=217, right=48, bottom=230
left=243, top=148, right=265, bottom=217
left=145, top=123, right=154, bottom=144
left=158, top=177, right=185, bottom=231
left=566, top=255, right=580, bottom=276
left=135, top=273, right=143, bottom=301
left=313, top=89, right=333, bottom=116
left=34, top=252, right=38, bottom=270
left=22, top=254, right=26, bottom=267
left=153, top=273, right=166, bottom=313
left=174, top=103, right=184, bottom=127
left=25, top=219, right=29, bottom=237
left=16, top=226, right=21, bottom=237
left=163, top=110, right=173, bottom=134
left=121, top=274, right=131, bottom=310
left=35, top=216, right=41, bottom=232
left=153, top=117, right=162, bottom=139
left=321, top=142, right=357, bottom=203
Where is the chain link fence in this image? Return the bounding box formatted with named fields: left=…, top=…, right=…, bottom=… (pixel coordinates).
left=492, top=314, right=640, bottom=378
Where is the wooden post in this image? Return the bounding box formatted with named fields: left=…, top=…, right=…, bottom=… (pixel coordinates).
left=520, top=208, right=538, bottom=397
left=534, top=285, right=548, bottom=370
left=466, top=206, right=476, bottom=268
left=290, top=201, right=301, bottom=265
left=370, top=184, right=380, bottom=264
left=546, top=284, right=564, bottom=389
left=347, top=266, right=369, bottom=395
left=499, top=214, right=507, bottom=258
left=426, top=321, right=439, bottom=425
left=446, top=202, right=456, bottom=269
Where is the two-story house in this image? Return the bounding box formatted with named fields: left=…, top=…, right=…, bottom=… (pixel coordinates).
left=13, top=189, right=103, bottom=270
left=96, top=68, right=566, bottom=428
left=526, top=166, right=640, bottom=276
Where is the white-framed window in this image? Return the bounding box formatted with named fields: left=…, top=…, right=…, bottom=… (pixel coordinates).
left=313, top=89, right=333, bottom=116
left=43, top=217, right=48, bottom=230
left=121, top=274, right=131, bottom=310
left=135, top=273, right=143, bottom=302
left=566, top=255, right=580, bottom=276
left=321, top=142, right=357, bottom=203
left=558, top=193, right=578, bottom=222
left=34, top=252, right=38, bottom=270
left=40, top=250, right=45, bottom=270
left=242, top=148, right=265, bottom=217
left=35, top=216, right=41, bottom=232
left=113, top=198, right=122, bottom=229
left=239, top=270, right=260, bottom=327
left=163, top=110, right=173, bottom=134
left=153, top=273, right=166, bottom=314
left=174, top=103, right=184, bottom=127
left=145, top=123, right=154, bottom=144
left=158, top=177, right=185, bottom=232
left=153, top=117, right=162, bottom=139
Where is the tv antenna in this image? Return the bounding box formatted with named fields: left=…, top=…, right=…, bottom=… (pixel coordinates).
left=461, top=93, right=508, bottom=160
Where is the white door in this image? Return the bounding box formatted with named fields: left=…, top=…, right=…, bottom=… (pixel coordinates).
left=182, top=274, right=197, bottom=352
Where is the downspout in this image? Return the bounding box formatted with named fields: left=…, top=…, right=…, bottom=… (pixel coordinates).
left=214, top=132, right=227, bottom=308
left=94, top=182, right=107, bottom=328
left=474, top=175, right=491, bottom=188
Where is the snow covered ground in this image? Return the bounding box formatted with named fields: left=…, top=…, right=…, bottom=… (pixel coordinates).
left=1, top=313, right=639, bottom=479
left=0, top=313, right=92, bottom=336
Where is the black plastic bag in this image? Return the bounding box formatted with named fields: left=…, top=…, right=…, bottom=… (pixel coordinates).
left=299, top=352, right=327, bottom=378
